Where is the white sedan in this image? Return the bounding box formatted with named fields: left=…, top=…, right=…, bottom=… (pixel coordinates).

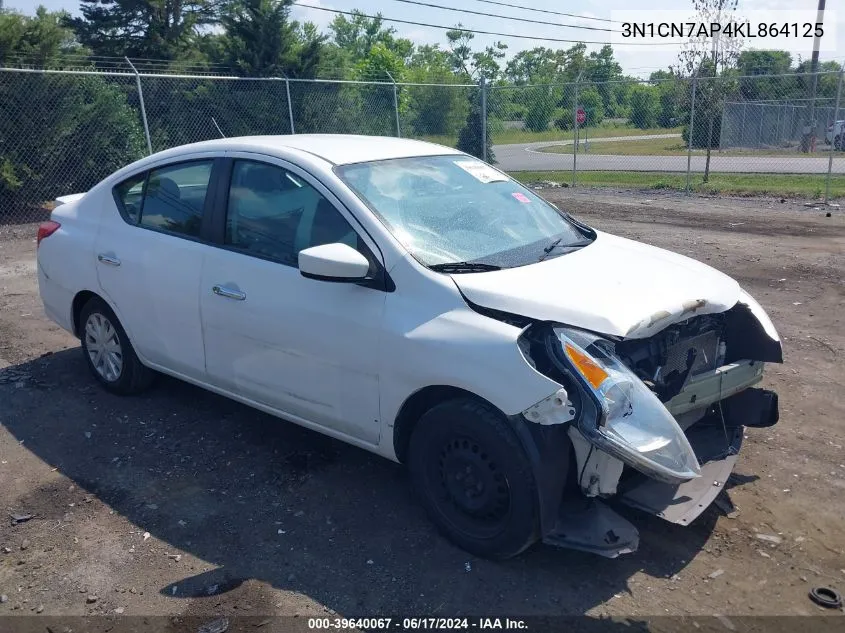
left=37, top=135, right=782, bottom=559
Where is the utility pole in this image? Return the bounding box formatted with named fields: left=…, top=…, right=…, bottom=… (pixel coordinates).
left=802, top=0, right=826, bottom=153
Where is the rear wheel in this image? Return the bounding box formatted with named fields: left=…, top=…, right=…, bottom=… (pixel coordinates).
left=835, top=135, right=843, bottom=151
left=408, top=398, right=540, bottom=559
left=80, top=297, right=154, bottom=395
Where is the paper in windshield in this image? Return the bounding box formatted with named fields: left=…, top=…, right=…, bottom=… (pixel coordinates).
left=453, top=159, right=508, bottom=184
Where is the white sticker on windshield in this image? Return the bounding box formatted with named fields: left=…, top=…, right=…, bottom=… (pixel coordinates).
left=453, top=159, right=508, bottom=183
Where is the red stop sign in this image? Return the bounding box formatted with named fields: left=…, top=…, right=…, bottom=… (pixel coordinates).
left=576, top=108, right=586, bottom=124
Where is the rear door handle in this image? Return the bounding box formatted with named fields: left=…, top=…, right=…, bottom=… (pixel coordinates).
left=212, top=285, right=246, bottom=301
left=97, top=254, right=121, bottom=266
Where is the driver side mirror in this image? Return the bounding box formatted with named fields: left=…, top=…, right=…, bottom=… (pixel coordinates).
left=298, top=243, right=370, bottom=282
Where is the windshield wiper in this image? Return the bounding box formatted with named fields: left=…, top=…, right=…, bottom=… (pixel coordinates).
left=538, top=237, right=592, bottom=261
left=543, top=237, right=563, bottom=254
left=428, top=261, right=502, bottom=273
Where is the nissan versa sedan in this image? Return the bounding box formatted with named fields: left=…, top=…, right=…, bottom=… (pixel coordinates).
left=36, top=135, right=782, bottom=559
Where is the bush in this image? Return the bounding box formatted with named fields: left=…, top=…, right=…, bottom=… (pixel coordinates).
left=553, top=108, right=573, bottom=131
left=629, top=85, right=659, bottom=129
left=502, top=103, right=527, bottom=121
left=524, top=95, right=555, bottom=132
left=0, top=73, right=146, bottom=219
left=406, top=83, right=469, bottom=137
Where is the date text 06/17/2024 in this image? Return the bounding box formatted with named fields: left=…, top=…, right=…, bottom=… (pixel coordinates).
left=307, top=618, right=528, bottom=630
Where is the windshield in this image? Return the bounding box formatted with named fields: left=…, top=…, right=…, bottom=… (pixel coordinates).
left=335, top=155, right=591, bottom=269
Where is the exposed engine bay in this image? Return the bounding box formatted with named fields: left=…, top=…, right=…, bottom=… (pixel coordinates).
left=615, top=304, right=782, bottom=404
left=615, top=313, right=727, bottom=402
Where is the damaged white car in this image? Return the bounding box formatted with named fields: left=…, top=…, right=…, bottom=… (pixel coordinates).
left=36, top=135, right=781, bottom=559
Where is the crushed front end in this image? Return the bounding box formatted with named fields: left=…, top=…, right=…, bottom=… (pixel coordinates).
left=513, top=291, right=782, bottom=557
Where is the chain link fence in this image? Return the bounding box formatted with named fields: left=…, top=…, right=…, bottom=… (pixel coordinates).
left=1, top=67, right=843, bottom=228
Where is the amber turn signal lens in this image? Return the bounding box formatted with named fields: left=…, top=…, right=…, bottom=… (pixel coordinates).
left=564, top=342, right=609, bottom=389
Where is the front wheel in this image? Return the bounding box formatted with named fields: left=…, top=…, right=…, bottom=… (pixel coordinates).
left=835, top=135, right=843, bottom=151
left=408, top=398, right=540, bottom=559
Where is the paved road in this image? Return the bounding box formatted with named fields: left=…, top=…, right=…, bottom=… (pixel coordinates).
left=494, top=135, right=845, bottom=174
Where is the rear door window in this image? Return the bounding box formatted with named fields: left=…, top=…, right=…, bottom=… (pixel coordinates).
left=138, top=161, right=214, bottom=238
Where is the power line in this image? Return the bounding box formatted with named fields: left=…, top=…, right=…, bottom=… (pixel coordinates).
left=465, top=0, right=616, bottom=24
left=293, top=4, right=675, bottom=45
left=382, top=0, right=616, bottom=33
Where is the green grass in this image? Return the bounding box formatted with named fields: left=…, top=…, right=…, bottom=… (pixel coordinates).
left=419, top=124, right=683, bottom=148
left=536, top=136, right=834, bottom=158
left=511, top=170, right=845, bottom=199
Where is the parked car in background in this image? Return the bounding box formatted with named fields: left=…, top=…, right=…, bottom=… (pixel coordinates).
left=36, top=135, right=782, bottom=559
left=825, top=120, right=844, bottom=149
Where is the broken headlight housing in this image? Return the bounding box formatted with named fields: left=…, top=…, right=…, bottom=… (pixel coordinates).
left=553, top=326, right=701, bottom=483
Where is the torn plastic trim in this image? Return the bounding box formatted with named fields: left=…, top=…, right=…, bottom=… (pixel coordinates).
left=508, top=410, right=639, bottom=559
left=738, top=288, right=779, bottom=342
left=542, top=497, right=639, bottom=558
left=568, top=426, right=625, bottom=497
left=726, top=289, right=783, bottom=363
left=505, top=412, right=572, bottom=539
left=521, top=388, right=576, bottom=426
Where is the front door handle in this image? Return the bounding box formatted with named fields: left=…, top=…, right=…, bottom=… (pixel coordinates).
left=97, top=254, right=121, bottom=266
left=212, top=285, right=246, bottom=301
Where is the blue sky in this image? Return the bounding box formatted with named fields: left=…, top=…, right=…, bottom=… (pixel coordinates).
left=7, top=0, right=844, bottom=77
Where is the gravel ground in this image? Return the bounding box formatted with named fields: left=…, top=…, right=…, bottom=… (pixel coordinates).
left=1, top=190, right=844, bottom=624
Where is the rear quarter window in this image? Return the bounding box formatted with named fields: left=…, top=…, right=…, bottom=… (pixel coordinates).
left=112, top=173, right=147, bottom=224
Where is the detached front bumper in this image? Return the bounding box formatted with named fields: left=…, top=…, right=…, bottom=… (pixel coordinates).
left=534, top=387, right=779, bottom=558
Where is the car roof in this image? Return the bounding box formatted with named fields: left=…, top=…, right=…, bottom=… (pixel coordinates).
left=159, top=134, right=463, bottom=166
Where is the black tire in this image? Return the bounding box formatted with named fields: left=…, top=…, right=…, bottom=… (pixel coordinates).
left=408, top=398, right=540, bottom=559
left=79, top=296, right=154, bottom=395
left=835, top=135, right=842, bottom=151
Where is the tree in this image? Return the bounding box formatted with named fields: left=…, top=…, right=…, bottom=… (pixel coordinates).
left=505, top=47, right=568, bottom=84
left=404, top=45, right=469, bottom=137
left=329, top=11, right=412, bottom=66
left=524, top=88, right=554, bottom=132
left=68, top=0, right=220, bottom=60
left=629, top=85, right=659, bottom=129
left=578, top=85, right=605, bottom=127
left=585, top=45, right=624, bottom=116
left=674, top=0, right=742, bottom=181
left=650, top=70, right=681, bottom=127
left=736, top=50, right=795, bottom=102
left=222, top=0, right=295, bottom=77
left=0, top=6, right=82, bottom=67
left=445, top=26, right=504, bottom=161
left=445, top=26, right=506, bottom=81
left=219, top=1, right=324, bottom=77
left=456, top=90, right=494, bottom=163
left=504, top=44, right=586, bottom=85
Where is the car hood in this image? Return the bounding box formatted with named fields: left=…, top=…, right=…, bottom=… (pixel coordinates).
left=451, top=231, right=741, bottom=339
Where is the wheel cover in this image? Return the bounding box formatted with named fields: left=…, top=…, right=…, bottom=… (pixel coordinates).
left=433, top=435, right=512, bottom=539
left=84, top=312, right=123, bottom=382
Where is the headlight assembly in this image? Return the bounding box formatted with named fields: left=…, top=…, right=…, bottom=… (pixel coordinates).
left=553, top=326, right=701, bottom=483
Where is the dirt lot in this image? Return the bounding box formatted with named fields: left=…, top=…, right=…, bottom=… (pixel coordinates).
left=1, top=191, right=844, bottom=624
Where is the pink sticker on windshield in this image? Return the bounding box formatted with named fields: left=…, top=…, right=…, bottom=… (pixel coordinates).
left=512, top=192, right=531, bottom=203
